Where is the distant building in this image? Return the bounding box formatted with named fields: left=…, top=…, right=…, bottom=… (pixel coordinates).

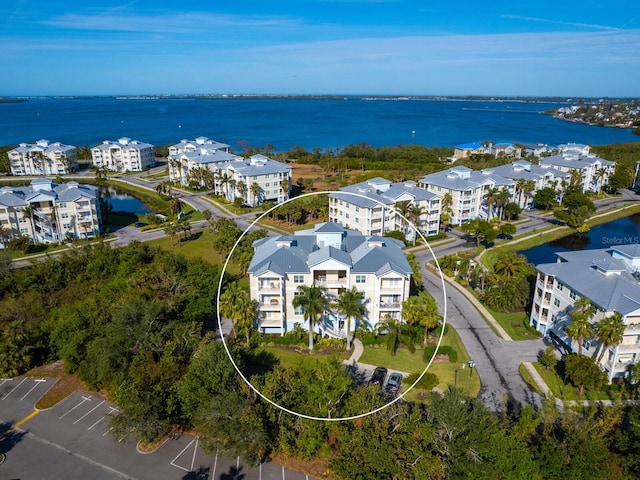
left=329, top=178, right=441, bottom=237
left=452, top=142, right=489, bottom=161
left=530, top=246, right=640, bottom=382
left=418, top=166, right=515, bottom=224
left=538, top=152, right=615, bottom=193
left=558, top=143, right=590, bottom=155
left=0, top=178, right=101, bottom=245
left=92, top=137, right=155, bottom=172
left=488, top=142, right=521, bottom=159
left=8, top=139, right=78, bottom=176
left=167, top=137, right=291, bottom=205
left=524, top=143, right=550, bottom=158
left=247, top=222, right=412, bottom=336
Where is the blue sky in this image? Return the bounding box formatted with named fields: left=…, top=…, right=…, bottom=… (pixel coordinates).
left=1, top=0, right=638, bottom=96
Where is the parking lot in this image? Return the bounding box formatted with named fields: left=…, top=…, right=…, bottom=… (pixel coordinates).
left=1, top=377, right=314, bottom=479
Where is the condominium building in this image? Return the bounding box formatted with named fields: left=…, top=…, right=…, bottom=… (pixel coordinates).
left=418, top=166, right=515, bottom=224
left=538, top=152, right=615, bottom=193
left=530, top=246, right=640, bottom=382
left=0, top=178, right=101, bottom=245
left=482, top=161, right=570, bottom=208
left=8, top=139, right=78, bottom=176
left=247, top=222, right=412, bottom=336
left=329, top=178, right=441, bottom=238
left=92, top=137, right=155, bottom=172
left=167, top=137, right=291, bottom=205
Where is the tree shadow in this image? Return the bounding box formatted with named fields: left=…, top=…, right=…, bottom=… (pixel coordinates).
left=219, top=465, right=245, bottom=480
left=0, top=421, right=27, bottom=456
left=181, top=466, right=210, bottom=480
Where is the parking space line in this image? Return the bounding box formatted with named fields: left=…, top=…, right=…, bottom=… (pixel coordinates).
left=73, top=400, right=105, bottom=424
left=170, top=437, right=197, bottom=472
left=190, top=436, right=199, bottom=472
left=19, top=378, right=47, bottom=401
left=211, top=448, right=218, bottom=479
left=1, top=377, right=26, bottom=400
left=0, top=379, right=10, bottom=387
left=103, top=426, right=113, bottom=437
left=282, top=465, right=285, bottom=479
left=60, top=395, right=92, bottom=419
left=88, top=416, right=105, bottom=430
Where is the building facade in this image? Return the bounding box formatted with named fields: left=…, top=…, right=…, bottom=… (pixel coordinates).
left=8, top=139, right=78, bottom=176
left=167, top=138, right=292, bottom=205
left=329, top=178, right=441, bottom=238
left=530, top=246, right=640, bottom=382
left=92, top=137, right=155, bottom=172
left=247, top=222, right=412, bottom=337
left=418, top=166, right=515, bottom=224
left=538, top=152, right=615, bottom=193
left=0, top=178, right=101, bottom=245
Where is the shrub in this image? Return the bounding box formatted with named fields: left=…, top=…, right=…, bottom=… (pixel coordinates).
left=404, top=372, right=439, bottom=390
left=424, top=345, right=457, bottom=363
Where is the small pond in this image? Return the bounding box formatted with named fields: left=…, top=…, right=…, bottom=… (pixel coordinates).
left=98, top=185, right=152, bottom=215
left=519, top=213, right=640, bottom=265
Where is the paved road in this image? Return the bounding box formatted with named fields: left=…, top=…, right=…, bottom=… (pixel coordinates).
left=0, top=378, right=315, bottom=480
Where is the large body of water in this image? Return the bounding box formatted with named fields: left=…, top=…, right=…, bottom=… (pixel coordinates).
left=1, top=97, right=638, bottom=151
left=520, top=214, right=640, bottom=265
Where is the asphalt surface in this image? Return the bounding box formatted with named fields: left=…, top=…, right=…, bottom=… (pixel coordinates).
left=0, top=378, right=315, bottom=480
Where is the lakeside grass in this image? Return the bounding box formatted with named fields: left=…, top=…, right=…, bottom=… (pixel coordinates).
left=532, top=361, right=629, bottom=402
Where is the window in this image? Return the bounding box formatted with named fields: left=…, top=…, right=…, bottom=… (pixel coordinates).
left=253, top=175, right=257, bottom=180
left=386, top=278, right=401, bottom=287
left=293, top=292, right=304, bottom=315
left=355, top=206, right=360, bottom=212
left=554, top=298, right=560, bottom=307
left=20, top=228, right=28, bottom=234
left=355, top=275, right=366, bottom=284
left=569, top=290, right=576, bottom=300
left=61, top=213, right=69, bottom=219
left=59, top=202, right=67, bottom=208
left=293, top=275, right=304, bottom=283
left=63, top=223, right=71, bottom=229
left=557, top=282, right=563, bottom=291
left=345, top=213, right=349, bottom=219
left=266, top=182, right=270, bottom=187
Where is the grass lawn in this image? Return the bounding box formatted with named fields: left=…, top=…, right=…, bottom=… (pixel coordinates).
left=359, top=327, right=481, bottom=400
left=146, top=228, right=242, bottom=277
left=258, top=346, right=350, bottom=370
left=532, top=361, right=629, bottom=402
left=518, top=364, right=543, bottom=395
left=490, top=309, right=540, bottom=341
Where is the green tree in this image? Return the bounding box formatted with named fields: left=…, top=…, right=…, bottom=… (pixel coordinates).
left=595, top=312, right=625, bottom=364
left=566, top=297, right=595, bottom=356
left=461, top=218, right=497, bottom=247
left=377, top=315, right=415, bottom=356
left=533, top=187, right=556, bottom=210
left=250, top=182, right=261, bottom=206
left=333, top=287, right=366, bottom=350
left=540, top=345, right=558, bottom=371
left=402, top=290, right=441, bottom=345
left=493, top=252, right=533, bottom=278
left=292, top=284, right=328, bottom=351
left=564, top=354, right=607, bottom=395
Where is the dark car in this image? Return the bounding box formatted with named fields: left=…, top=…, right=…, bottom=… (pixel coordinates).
left=369, top=367, right=388, bottom=387
left=385, top=372, right=403, bottom=394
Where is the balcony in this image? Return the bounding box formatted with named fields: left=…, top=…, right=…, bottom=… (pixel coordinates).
left=259, top=282, right=281, bottom=291
left=379, top=302, right=401, bottom=310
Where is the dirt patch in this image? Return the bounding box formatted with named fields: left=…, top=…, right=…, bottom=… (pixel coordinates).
left=269, top=452, right=329, bottom=479
left=27, top=360, right=100, bottom=410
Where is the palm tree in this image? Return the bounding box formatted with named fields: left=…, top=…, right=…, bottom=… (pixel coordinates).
left=566, top=297, right=595, bottom=356
left=0, top=226, right=11, bottom=249
left=377, top=315, right=415, bottom=356
left=235, top=180, right=246, bottom=204
left=515, top=178, right=527, bottom=208
left=523, top=180, right=536, bottom=209
left=496, top=188, right=511, bottom=221
left=169, top=197, right=182, bottom=217
left=568, top=168, right=584, bottom=188
left=402, top=291, right=441, bottom=345
left=250, top=182, right=261, bottom=207
left=493, top=252, right=531, bottom=278
left=626, top=362, right=640, bottom=397
left=219, top=282, right=246, bottom=339
left=333, top=287, right=366, bottom=350
left=235, top=294, right=259, bottom=345
left=163, top=222, right=180, bottom=246
left=595, top=312, right=625, bottom=364
left=482, top=187, right=499, bottom=220
left=21, top=204, right=36, bottom=242
left=394, top=200, right=413, bottom=236
left=595, top=167, right=608, bottom=191
left=292, top=284, right=328, bottom=351
left=280, top=178, right=289, bottom=198
left=202, top=210, right=213, bottom=232
left=219, top=172, right=230, bottom=200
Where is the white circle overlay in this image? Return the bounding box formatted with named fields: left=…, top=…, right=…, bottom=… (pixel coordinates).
left=216, top=190, right=448, bottom=421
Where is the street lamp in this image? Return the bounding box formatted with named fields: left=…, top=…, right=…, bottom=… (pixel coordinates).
left=469, top=360, right=476, bottom=377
